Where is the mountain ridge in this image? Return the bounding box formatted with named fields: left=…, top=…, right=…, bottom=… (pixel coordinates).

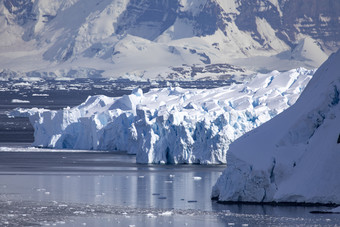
left=1, top=0, right=339, bottom=79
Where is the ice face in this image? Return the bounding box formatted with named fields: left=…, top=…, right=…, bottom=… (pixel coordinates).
left=11, top=68, right=314, bottom=164
left=212, top=50, right=340, bottom=204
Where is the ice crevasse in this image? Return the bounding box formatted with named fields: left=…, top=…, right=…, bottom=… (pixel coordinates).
left=11, top=68, right=314, bottom=164
left=212, top=50, right=340, bottom=204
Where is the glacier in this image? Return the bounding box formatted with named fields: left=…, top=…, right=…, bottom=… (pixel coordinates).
left=11, top=68, right=314, bottom=164
left=212, top=50, right=340, bottom=204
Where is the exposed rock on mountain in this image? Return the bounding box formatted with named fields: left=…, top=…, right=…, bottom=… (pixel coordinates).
left=0, top=0, right=339, bottom=79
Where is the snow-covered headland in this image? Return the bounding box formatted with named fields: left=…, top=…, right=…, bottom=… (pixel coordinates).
left=11, top=68, right=314, bottom=164
left=212, top=50, right=340, bottom=204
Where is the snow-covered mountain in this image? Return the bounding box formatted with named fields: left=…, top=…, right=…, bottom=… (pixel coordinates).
left=1, top=0, right=339, bottom=80
left=10, top=68, right=314, bottom=163
left=212, top=49, right=340, bottom=204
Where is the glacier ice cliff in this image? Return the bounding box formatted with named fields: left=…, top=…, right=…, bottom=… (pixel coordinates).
left=11, top=69, right=314, bottom=164
left=212, top=50, right=340, bottom=204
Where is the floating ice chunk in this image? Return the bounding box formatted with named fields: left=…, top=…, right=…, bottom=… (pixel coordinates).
left=146, top=213, right=157, bottom=218
left=32, top=94, right=49, bottom=97
left=12, top=82, right=31, bottom=87
left=11, top=99, right=30, bottom=103
left=73, top=211, right=86, bottom=215
left=159, top=211, right=173, bottom=216
left=36, top=188, right=46, bottom=192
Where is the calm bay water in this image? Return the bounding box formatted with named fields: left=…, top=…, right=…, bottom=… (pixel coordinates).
left=0, top=79, right=339, bottom=226
left=0, top=149, right=339, bottom=226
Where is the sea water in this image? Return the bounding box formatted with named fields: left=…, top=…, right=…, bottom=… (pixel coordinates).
left=0, top=79, right=339, bottom=226
left=0, top=150, right=339, bottom=226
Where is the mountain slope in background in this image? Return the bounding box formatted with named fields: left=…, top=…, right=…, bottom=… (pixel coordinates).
left=1, top=0, right=339, bottom=80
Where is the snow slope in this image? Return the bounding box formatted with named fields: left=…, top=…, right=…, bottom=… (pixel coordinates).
left=11, top=68, right=314, bottom=164
left=212, top=50, right=340, bottom=204
left=1, top=0, right=339, bottom=80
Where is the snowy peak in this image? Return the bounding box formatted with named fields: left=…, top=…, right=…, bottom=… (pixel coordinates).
left=3, top=0, right=340, bottom=48
left=0, top=0, right=339, bottom=79
left=290, top=37, right=328, bottom=69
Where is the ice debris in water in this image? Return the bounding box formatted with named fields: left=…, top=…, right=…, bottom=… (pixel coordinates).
left=10, top=69, right=314, bottom=164
left=146, top=213, right=157, bottom=218
left=11, top=99, right=30, bottom=103
left=159, top=211, right=173, bottom=216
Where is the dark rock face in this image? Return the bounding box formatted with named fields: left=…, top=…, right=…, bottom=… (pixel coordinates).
left=234, top=1, right=282, bottom=47
left=181, top=1, right=227, bottom=37
left=234, top=0, right=340, bottom=50
left=280, top=0, right=340, bottom=50
left=4, top=0, right=36, bottom=25
left=115, top=0, right=228, bottom=39
left=3, top=0, right=340, bottom=53
left=169, top=63, right=245, bottom=80
left=114, top=0, right=340, bottom=51
left=115, top=0, right=180, bottom=40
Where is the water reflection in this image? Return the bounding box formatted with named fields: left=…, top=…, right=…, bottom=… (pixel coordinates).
left=1, top=152, right=339, bottom=226
left=0, top=153, right=224, bottom=212
left=211, top=200, right=340, bottom=226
